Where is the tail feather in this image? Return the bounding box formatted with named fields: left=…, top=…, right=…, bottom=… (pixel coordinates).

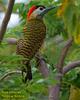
left=25, top=62, right=32, bottom=81
left=22, top=62, right=32, bottom=83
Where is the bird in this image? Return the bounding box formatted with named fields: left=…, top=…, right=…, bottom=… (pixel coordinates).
left=16, top=5, right=55, bottom=83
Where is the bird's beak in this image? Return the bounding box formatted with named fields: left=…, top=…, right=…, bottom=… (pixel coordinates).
left=39, top=4, right=61, bottom=17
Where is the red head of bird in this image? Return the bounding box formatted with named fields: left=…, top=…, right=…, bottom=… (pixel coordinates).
left=27, top=5, right=56, bottom=21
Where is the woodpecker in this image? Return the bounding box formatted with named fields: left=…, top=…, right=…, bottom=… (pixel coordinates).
left=16, top=5, right=55, bottom=83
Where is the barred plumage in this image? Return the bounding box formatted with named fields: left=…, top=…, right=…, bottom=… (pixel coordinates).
left=17, top=19, right=46, bottom=60
left=16, top=19, right=46, bottom=82
left=16, top=5, right=54, bottom=82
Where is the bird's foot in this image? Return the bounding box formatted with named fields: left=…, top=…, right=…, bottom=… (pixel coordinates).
left=21, top=67, right=27, bottom=83
left=21, top=67, right=32, bottom=83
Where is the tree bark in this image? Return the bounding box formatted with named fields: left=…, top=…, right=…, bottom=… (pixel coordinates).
left=0, top=0, right=15, bottom=43
left=63, top=61, right=80, bottom=74
left=48, top=38, right=73, bottom=100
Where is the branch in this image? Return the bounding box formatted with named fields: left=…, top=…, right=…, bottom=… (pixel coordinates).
left=35, top=53, right=63, bottom=100
left=57, top=38, right=73, bottom=72
left=49, top=73, right=62, bottom=100
left=63, top=61, right=80, bottom=74
left=35, top=53, right=49, bottom=78
left=49, top=38, right=73, bottom=100
left=0, top=0, right=15, bottom=43
left=5, top=38, right=17, bottom=45
left=0, top=70, right=21, bottom=81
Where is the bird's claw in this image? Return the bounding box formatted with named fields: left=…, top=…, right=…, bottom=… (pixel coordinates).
left=21, top=67, right=27, bottom=83
left=21, top=65, right=32, bottom=83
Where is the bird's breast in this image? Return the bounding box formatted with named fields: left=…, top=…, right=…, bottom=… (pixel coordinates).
left=23, top=19, right=46, bottom=40
left=21, top=19, right=46, bottom=58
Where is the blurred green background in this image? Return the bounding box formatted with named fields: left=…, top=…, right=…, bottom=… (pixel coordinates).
left=0, top=0, right=80, bottom=100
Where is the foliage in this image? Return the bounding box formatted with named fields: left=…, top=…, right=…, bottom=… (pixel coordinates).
left=17, top=0, right=65, bottom=38
left=0, top=0, right=80, bottom=100
left=57, top=0, right=80, bottom=44
left=69, top=85, right=80, bottom=100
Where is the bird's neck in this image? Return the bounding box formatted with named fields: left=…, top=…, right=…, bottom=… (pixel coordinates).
left=27, top=18, right=45, bottom=28
left=27, top=18, right=43, bottom=22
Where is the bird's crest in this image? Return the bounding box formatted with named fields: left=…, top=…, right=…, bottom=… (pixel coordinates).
left=27, top=5, right=45, bottom=20
left=27, top=5, right=37, bottom=20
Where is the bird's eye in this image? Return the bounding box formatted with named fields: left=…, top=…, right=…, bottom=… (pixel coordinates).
left=40, top=7, right=44, bottom=10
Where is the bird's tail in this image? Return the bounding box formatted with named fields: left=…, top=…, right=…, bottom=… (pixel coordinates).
left=22, top=62, right=32, bottom=83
